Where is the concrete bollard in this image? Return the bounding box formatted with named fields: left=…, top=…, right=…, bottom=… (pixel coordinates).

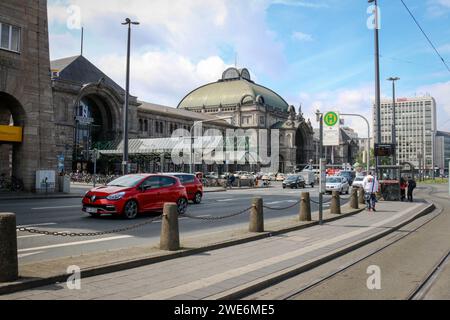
left=160, top=203, right=180, bottom=251
left=0, top=213, right=18, bottom=282
left=299, top=192, right=312, bottom=222
left=350, top=188, right=359, bottom=209
left=249, top=197, right=264, bottom=233
left=359, top=187, right=366, bottom=205
left=330, top=191, right=341, bottom=215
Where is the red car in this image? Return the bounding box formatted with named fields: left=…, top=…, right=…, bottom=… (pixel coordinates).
left=82, top=174, right=189, bottom=219
left=164, top=173, right=203, bottom=204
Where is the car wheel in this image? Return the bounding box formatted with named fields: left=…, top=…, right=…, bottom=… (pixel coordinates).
left=123, top=200, right=138, bottom=220
left=193, top=192, right=202, bottom=204
left=177, top=198, right=188, bottom=215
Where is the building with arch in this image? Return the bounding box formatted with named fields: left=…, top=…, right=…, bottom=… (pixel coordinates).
left=178, top=67, right=315, bottom=172
left=0, top=0, right=57, bottom=191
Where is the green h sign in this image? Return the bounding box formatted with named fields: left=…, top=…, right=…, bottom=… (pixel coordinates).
left=324, top=112, right=339, bottom=127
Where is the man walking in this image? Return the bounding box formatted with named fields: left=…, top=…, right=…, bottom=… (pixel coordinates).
left=363, top=172, right=379, bottom=212
left=407, top=176, right=417, bottom=202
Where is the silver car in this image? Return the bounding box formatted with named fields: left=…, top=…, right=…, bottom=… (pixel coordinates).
left=326, top=176, right=350, bottom=195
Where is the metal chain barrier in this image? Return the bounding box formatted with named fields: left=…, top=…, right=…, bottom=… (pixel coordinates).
left=183, top=206, right=253, bottom=221
left=263, top=199, right=301, bottom=211
left=16, top=215, right=163, bottom=237
left=310, top=197, right=333, bottom=205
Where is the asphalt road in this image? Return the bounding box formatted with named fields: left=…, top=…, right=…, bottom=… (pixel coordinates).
left=0, top=183, right=346, bottom=265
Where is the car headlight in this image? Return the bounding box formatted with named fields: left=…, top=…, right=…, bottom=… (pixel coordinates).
left=107, top=192, right=126, bottom=200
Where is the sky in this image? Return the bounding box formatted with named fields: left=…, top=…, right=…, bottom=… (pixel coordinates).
left=47, top=0, right=450, bottom=137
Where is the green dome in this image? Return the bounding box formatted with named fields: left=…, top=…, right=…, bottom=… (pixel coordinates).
left=177, top=68, right=289, bottom=112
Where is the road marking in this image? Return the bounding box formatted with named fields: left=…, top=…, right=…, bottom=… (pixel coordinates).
left=137, top=203, right=421, bottom=300
left=266, top=200, right=297, bottom=205
left=18, top=235, right=133, bottom=253
left=217, top=199, right=234, bottom=202
left=17, top=223, right=57, bottom=228
left=18, top=231, right=71, bottom=239
left=31, top=205, right=80, bottom=210
left=18, top=252, right=43, bottom=259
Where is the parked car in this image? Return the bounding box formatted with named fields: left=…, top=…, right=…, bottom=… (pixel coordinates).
left=82, top=174, right=188, bottom=219
left=164, top=173, right=203, bottom=204
left=352, top=176, right=365, bottom=189
left=276, top=174, right=286, bottom=182
left=337, top=171, right=356, bottom=185
left=326, top=176, right=350, bottom=195
left=282, top=175, right=306, bottom=189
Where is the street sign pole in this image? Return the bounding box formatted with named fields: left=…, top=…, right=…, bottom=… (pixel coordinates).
left=319, top=113, right=324, bottom=226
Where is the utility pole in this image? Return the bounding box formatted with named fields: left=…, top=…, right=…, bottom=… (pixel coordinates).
left=388, top=77, right=400, bottom=165
left=369, top=0, right=382, bottom=177
left=121, top=18, right=139, bottom=176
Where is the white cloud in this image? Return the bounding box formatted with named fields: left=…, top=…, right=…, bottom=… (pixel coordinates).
left=298, top=85, right=378, bottom=138
left=97, top=52, right=230, bottom=106
left=292, top=31, right=313, bottom=42
left=416, top=81, right=450, bottom=130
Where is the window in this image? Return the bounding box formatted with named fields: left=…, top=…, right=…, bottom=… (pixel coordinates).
left=0, top=23, right=20, bottom=52
left=144, top=120, right=148, bottom=132
left=141, top=177, right=160, bottom=190
left=160, top=176, right=176, bottom=188
left=139, top=119, right=143, bottom=132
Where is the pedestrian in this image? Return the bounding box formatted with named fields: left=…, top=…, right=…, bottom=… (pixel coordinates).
left=400, top=177, right=407, bottom=202
left=407, top=176, right=417, bottom=202
left=363, top=172, right=379, bottom=212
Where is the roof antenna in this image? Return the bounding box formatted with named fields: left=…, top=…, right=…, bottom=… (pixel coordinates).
left=81, top=27, right=84, bottom=56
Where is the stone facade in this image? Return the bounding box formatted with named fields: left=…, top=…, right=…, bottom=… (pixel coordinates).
left=0, top=0, right=57, bottom=191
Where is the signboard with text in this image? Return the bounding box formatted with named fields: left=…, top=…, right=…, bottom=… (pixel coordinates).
left=0, top=125, right=23, bottom=143
left=323, top=111, right=340, bottom=146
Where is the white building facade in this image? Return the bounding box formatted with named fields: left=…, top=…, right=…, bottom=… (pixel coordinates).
left=374, top=96, right=437, bottom=174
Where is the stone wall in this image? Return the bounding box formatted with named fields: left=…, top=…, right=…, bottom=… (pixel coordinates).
left=0, top=0, right=57, bottom=191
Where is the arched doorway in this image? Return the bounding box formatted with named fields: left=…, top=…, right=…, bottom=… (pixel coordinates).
left=295, top=127, right=308, bottom=167
left=73, top=93, right=117, bottom=173
left=0, top=92, right=26, bottom=188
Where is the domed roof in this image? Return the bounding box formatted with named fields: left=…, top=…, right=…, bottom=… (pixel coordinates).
left=177, top=67, right=289, bottom=112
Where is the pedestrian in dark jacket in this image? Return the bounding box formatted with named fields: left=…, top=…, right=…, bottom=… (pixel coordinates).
left=407, top=177, right=417, bottom=202
left=400, top=177, right=407, bottom=202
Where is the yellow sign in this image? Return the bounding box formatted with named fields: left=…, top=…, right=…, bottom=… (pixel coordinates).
left=0, top=125, right=23, bottom=143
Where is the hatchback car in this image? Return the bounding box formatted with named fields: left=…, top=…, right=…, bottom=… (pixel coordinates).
left=326, top=176, right=350, bottom=195
left=282, top=175, right=306, bottom=189
left=164, top=173, right=203, bottom=204
left=352, top=176, right=365, bottom=189
left=82, top=174, right=189, bottom=219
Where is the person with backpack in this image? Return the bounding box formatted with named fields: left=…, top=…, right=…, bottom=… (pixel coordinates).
left=407, top=177, right=417, bottom=202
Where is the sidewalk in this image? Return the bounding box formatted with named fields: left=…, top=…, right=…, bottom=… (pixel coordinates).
left=0, top=200, right=432, bottom=300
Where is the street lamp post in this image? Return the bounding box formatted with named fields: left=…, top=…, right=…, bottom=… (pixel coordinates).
left=121, top=18, right=139, bottom=176
left=387, top=77, right=400, bottom=166
left=369, top=0, right=382, bottom=177
left=315, top=110, right=324, bottom=226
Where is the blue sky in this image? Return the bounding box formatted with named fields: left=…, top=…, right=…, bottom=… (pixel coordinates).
left=47, top=0, right=450, bottom=136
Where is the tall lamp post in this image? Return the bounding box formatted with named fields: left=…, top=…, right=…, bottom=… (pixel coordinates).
left=369, top=0, right=382, bottom=177
left=121, top=18, right=139, bottom=175
left=387, top=77, right=400, bottom=165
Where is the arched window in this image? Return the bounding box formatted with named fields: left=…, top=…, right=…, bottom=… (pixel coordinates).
left=144, top=120, right=148, bottom=132
left=156, top=121, right=159, bottom=133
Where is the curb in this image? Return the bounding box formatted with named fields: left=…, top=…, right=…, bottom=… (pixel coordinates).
left=207, top=202, right=436, bottom=300
left=0, top=204, right=363, bottom=295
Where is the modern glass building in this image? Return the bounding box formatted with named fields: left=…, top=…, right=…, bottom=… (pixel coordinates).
left=435, top=131, right=450, bottom=176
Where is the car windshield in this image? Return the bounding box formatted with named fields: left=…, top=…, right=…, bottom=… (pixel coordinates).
left=286, top=176, right=298, bottom=181
left=355, top=177, right=364, bottom=181
left=327, top=177, right=342, bottom=184
left=107, top=175, right=145, bottom=187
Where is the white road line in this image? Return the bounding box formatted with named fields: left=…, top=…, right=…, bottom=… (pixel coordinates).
left=17, top=223, right=57, bottom=228
left=137, top=203, right=421, bottom=300
left=217, top=199, right=234, bottom=202
left=18, top=252, right=44, bottom=259
left=18, top=235, right=133, bottom=253
left=18, top=231, right=71, bottom=239
left=31, top=205, right=80, bottom=210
